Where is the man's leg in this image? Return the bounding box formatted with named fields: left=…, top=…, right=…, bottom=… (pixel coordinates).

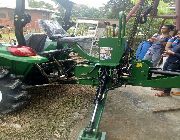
left=152, top=49, right=162, bottom=67
left=155, top=61, right=172, bottom=97
left=143, top=50, right=152, bottom=61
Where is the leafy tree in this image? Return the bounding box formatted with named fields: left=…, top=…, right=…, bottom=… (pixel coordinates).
left=102, top=0, right=174, bottom=48
left=72, top=5, right=105, bottom=19
left=28, top=0, right=54, bottom=10
left=51, top=1, right=105, bottom=27
left=158, top=0, right=173, bottom=15
left=105, top=0, right=174, bottom=18
left=104, top=0, right=133, bottom=18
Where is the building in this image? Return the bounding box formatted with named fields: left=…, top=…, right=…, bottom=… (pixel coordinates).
left=0, top=1, right=53, bottom=32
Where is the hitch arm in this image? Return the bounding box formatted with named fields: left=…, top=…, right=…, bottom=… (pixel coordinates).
left=78, top=95, right=107, bottom=140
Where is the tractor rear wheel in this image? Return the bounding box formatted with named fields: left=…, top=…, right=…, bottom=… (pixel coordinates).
left=0, top=78, right=30, bottom=114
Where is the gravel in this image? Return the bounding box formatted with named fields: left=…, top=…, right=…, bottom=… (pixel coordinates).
left=0, top=84, right=95, bottom=140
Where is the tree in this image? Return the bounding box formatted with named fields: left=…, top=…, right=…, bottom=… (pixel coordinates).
left=104, top=0, right=133, bottom=19
left=72, top=5, right=105, bottom=19
left=104, top=0, right=174, bottom=19
left=101, top=0, right=175, bottom=48
left=28, top=0, right=54, bottom=10
left=51, top=1, right=106, bottom=27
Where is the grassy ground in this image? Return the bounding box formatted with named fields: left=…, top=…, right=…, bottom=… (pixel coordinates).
left=0, top=33, right=15, bottom=43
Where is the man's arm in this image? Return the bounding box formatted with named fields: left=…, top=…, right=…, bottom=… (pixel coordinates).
left=165, top=37, right=176, bottom=51
left=165, top=42, right=173, bottom=51
left=147, top=33, right=159, bottom=42
left=165, top=46, right=180, bottom=59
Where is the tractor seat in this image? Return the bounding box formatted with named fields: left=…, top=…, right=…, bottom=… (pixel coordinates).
left=26, top=33, right=47, bottom=53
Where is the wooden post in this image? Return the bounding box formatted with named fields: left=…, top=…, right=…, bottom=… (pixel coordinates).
left=176, top=0, right=180, bottom=30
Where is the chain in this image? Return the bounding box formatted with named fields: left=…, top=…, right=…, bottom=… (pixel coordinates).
left=124, top=0, right=152, bottom=73
left=93, top=68, right=109, bottom=104
left=142, top=0, right=157, bottom=40
left=127, top=0, right=146, bottom=48
left=143, top=16, right=155, bottom=40
left=84, top=67, right=109, bottom=133
left=124, top=3, right=144, bottom=69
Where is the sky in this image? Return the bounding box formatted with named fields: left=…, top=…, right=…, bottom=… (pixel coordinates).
left=70, top=0, right=109, bottom=8
left=0, top=0, right=109, bottom=8
left=37, top=0, right=109, bottom=8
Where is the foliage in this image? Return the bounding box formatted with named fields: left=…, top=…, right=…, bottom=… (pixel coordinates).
left=28, top=0, right=175, bottom=45
left=104, top=0, right=174, bottom=18
left=28, top=0, right=54, bottom=10
left=51, top=4, right=105, bottom=24
left=104, top=0, right=133, bottom=19
left=110, top=0, right=173, bottom=44
left=51, top=2, right=106, bottom=28
left=158, top=0, right=173, bottom=15
left=72, top=5, right=105, bottom=19
left=0, top=33, right=16, bottom=43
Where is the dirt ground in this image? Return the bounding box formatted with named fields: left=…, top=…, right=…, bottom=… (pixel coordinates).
left=0, top=85, right=95, bottom=140
left=69, top=86, right=180, bottom=140
left=1, top=85, right=180, bottom=140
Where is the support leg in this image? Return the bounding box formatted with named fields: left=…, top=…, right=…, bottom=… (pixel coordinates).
left=77, top=91, right=108, bottom=140
left=78, top=68, right=109, bottom=140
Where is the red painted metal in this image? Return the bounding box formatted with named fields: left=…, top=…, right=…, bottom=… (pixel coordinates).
left=126, top=0, right=145, bottom=22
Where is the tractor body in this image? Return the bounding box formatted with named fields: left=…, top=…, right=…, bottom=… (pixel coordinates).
left=0, top=0, right=180, bottom=139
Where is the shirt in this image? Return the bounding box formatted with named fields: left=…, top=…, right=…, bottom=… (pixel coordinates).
left=167, top=36, right=180, bottom=51
left=166, top=44, right=180, bottom=63
left=150, top=34, right=170, bottom=50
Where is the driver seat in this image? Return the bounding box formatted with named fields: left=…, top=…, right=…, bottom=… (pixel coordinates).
left=26, top=34, right=47, bottom=53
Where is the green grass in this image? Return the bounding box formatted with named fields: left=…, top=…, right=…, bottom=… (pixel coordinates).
left=0, top=33, right=16, bottom=43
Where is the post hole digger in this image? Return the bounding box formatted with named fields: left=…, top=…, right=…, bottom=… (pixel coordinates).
left=0, top=0, right=180, bottom=140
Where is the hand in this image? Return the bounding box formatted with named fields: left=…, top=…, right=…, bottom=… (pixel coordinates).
left=162, top=53, right=168, bottom=57
left=149, top=37, right=157, bottom=42
left=164, top=50, right=175, bottom=55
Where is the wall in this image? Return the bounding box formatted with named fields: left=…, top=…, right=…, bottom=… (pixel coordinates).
left=0, top=8, right=52, bottom=32
left=0, top=8, right=14, bottom=27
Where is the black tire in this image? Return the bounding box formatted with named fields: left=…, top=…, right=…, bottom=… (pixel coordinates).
left=0, top=78, right=31, bottom=114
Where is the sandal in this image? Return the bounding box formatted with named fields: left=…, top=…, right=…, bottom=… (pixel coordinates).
left=155, top=91, right=170, bottom=97
left=171, top=92, right=180, bottom=96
